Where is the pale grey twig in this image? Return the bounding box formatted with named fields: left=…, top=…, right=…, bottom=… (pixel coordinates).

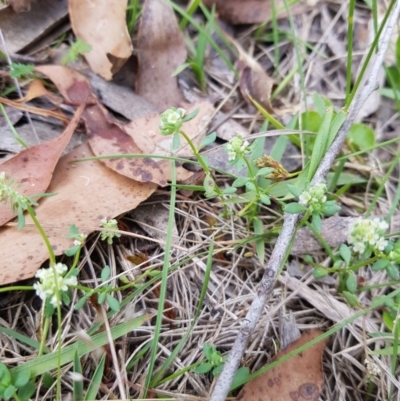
left=209, top=2, right=400, bottom=400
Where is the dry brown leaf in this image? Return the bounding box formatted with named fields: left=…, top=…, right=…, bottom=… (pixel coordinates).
left=35, top=65, right=214, bottom=185
left=0, top=142, right=156, bottom=285
left=236, top=330, right=326, bottom=401
left=203, top=0, right=313, bottom=25
left=16, top=79, right=54, bottom=103
left=238, top=58, right=275, bottom=114
left=136, top=0, right=186, bottom=110
left=0, top=0, right=68, bottom=53
left=83, top=100, right=168, bottom=187
left=0, top=103, right=84, bottom=227
left=7, top=0, right=35, bottom=13
left=69, top=0, right=133, bottom=80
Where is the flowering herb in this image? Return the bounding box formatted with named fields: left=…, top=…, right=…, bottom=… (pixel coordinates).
left=159, top=107, right=186, bottom=136
left=100, top=218, right=121, bottom=244
left=347, top=217, right=389, bottom=255
left=225, top=135, right=251, bottom=162
left=285, top=182, right=340, bottom=230
left=33, top=263, right=77, bottom=308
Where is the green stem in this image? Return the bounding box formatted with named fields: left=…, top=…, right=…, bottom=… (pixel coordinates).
left=38, top=316, right=50, bottom=357
left=26, top=205, right=56, bottom=266
left=305, top=221, right=335, bottom=260
left=345, top=0, right=355, bottom=101
left=242, top=155, right=260, bottom=198
left=144, top=148, right=177, bottom=397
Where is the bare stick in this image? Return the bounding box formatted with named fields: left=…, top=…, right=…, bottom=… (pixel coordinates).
left=209, top=2, right=400, bottom=401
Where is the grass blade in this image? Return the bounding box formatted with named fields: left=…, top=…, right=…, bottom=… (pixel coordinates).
left=84, top=353, right=106, bottom=400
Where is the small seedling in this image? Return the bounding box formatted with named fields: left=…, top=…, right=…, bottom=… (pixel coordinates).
left=194, top=344, right=249, bottom=390
left=61, top=38, right=92, bottom=65
left=9, top=63, right=35, bottom=79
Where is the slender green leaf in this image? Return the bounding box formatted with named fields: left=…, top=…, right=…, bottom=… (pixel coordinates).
left=10, top=315, right=151, bottom=378
left=73, top=351, right=83, bottom=401
left=84, top=353, right=106, bottom=400
left=0, top=326, right=48, bottom=353
left=308, top=107, right=333, bottom=181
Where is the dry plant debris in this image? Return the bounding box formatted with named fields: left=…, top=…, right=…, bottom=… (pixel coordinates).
left=236, top=330, right=327, bottom=401
left=0, top=1, right=399, bottom=401
left=136, top=0, right=187, bottom=110
left=69, top=0, right=133, bottom=80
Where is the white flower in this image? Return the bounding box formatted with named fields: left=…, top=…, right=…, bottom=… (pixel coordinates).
left=159, top=108, right=186, bottom=135
left=225, top=136, right=251, bottom=161
left=348, top=217, right=389, bottom=254
left=364, top=358, right=381, bottom=378
left=33, top=263, right=77, bottom=307
left=298, top=183, right=327, bottom=211
left=100, top=218, right=121, bottom=244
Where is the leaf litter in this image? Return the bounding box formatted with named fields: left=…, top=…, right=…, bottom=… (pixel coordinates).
left=0, top=1, right=398, bottom=401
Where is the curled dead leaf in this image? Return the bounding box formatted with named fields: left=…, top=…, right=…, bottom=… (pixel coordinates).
left=0, top=142, right=156, bottom=285
left=0, top=103, right=84, bottom=227
left=136, top=0, right=186, bottom=110
left=236, top=330, right=326, bottom=401
left=69, top=0, right=133, bottom=80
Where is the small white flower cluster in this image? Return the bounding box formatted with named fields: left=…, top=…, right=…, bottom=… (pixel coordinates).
left=159, top=107, right=186, bottom=136
left=73, top=233, right=87, bottom=247
left=298, top=183, right=327, bottom=211
left=347, top=217, right=388, bottom=254
left=364, top=358, right=381, bottom=378
left=225, top=135, right=250, bottom=161
left=100, top=218, right=121, bottom=244
left=33, top=263, right=77, bottom=307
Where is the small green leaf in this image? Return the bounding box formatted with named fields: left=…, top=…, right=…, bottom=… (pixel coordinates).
left=339, top=244, right=351, bottom=265
left=222, top=187, right=237, bottom=195
left=203, top=344, right=215, bottom=361
left=245, top=181, right=256, bottom=192
left=4, top=385, right=15, bottom=400
left=313, top=268, right=328, bottom=279
left=12, top=370, right=30, bottom=388
left=194, top=363, right=213, bottom=374
left=231, top=367, right=250, bottom=390
left=42, top=373, right=54, bottom=389
left=65, top=245, right=80, bottom=257
left=98, top=292, right=106, bottom=304
left=101, top=266, right=111, bottom=282
left=284, top=202, right=307, bottom=214
left=203, top=175, right=217, bottom=197
left=312, top=93, right=326, bottom=117
left=256, top=167, right=274, bottom=177
left=311, top=213, right=322, bottom=231
left=321, top=202, right=341, bottom=216
left=17, top=380, right=36, bottom=401
left=287, top=184, right=301, bottom=198
left=74, top=295, right=89, bottom=310
left=182, top=108, right=199, bottom=122
left=342, top=291, right=360, bottom=307
left=106, top=294, right=121, bottom=313
left=212, top=364, right=223, bottom=376
left=372, top=259, right=389, bottom=271
left=348, top=123, right=375, bottom=151
left=232, top=177, right=250, bottom=188
left=382, top=310, right=395, bottom=331
left=259, top=194, right=270, bottom=205
left=386, top=263, right=399, bottom=280
left=346, top=271, right=357, bottom=294
left=199, top=132, right=216, bottom=149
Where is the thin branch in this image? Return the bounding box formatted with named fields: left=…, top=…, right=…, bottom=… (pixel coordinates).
left=209, top=2, right=400, bottom=400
